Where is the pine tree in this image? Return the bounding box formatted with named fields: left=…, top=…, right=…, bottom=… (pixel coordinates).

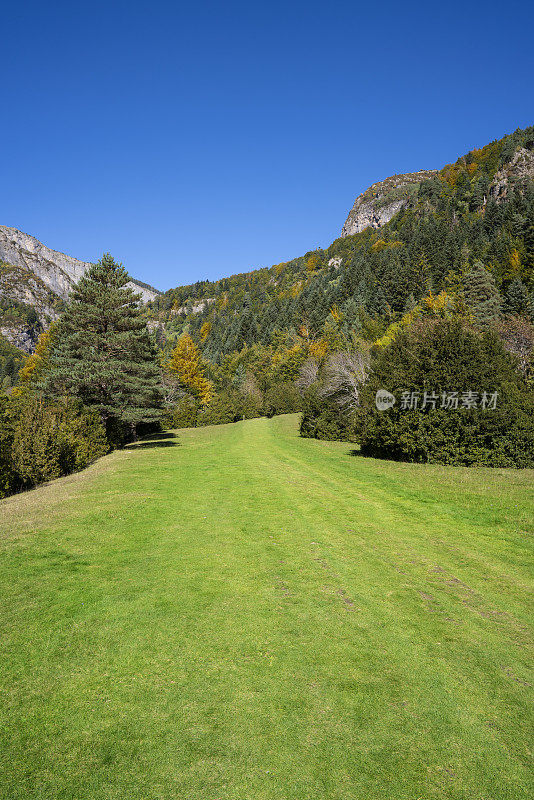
left=371, top=285, right=390, bottom=319
left=403, top=293, right=417, bottom=313
left=505, top=278, right=530, bottom=315
left=166, top=333, right=213, bottom=404
left=45, top=254, right=162, bottom=437
left=463, top=261, right=502, bottom=328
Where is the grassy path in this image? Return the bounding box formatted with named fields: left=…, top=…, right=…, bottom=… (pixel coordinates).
left=1, top=415, right=532, bottom=799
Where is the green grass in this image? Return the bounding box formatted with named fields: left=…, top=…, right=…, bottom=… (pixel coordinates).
left=1, top=414, right=532, bottom=799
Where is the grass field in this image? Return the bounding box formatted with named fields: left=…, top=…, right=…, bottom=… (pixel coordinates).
left=1, top=414, right=532, bottom=799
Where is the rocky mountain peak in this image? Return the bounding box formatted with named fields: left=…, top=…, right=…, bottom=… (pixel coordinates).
left=341, top=169, right=438, bottom=237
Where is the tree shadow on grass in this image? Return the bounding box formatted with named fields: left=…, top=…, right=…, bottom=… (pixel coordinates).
left=348, top=448, right=366, bottom=458
left=126, top=432, right=179, bottom=449
left=144, top=431, right=178, bottom=440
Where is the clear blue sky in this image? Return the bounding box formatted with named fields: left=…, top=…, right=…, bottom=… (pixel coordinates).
left=2, top=0, right=532, bottom=290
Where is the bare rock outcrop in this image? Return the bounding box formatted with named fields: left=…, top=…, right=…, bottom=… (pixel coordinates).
left=0, top=225, right=161, bottom=304
left=341, top=169, right=437, bottom=237
left=489, top=147, right=534, bottom=201
left=0, top=322, right=38, bottom=354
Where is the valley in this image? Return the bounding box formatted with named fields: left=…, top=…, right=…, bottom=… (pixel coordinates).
left=1, top=415, right=532, bottom=799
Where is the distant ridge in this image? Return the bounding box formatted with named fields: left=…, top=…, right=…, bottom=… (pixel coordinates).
left=0, top=225, right=161, bottom=303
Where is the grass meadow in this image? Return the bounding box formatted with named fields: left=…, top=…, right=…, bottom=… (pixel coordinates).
left=1, top=415, right=532, bottom=799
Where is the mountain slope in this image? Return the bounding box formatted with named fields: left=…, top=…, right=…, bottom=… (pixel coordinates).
left=150, top=125, right=534, bottom=358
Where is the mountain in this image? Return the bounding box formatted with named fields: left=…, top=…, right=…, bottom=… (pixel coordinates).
left=0, top=226, right=161, bottom=352
left=341, top=169, right=438, bottom=237
left=341, top=143, right=534, bottom=238
left=149, top=126, right=534, bottom=358
left=3, top=126, right=533, bottom=361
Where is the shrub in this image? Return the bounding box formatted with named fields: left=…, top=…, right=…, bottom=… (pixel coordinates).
left=358, top=319, right=534, bottom=467
left=299, top=387, right=354, bottom=441
left=1, top=394, right=108, bottom=496
left=198, top=390, right=242, bottom=425
left=167, top=396, right=200, bottom=428
left=263, top=382, right=301, bottom=417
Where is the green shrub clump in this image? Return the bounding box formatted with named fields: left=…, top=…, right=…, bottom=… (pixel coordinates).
left=358, top=319, right=534, bottom=467
left=0, top=395, right=109, bottom=497
left=299, top=387, right=353, bottom=441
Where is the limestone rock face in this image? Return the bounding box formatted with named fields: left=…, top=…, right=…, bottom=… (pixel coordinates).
left=0, top=322, right=38, bottom=354
left=489, top=147, right=534, bottom=201
left=172, top=298, right=215, bottom=315
left=0, top=261, right=61, bottom=324
left=341, top=169, right=437, bottom=237
left=0, top=225, right=160, bottom=304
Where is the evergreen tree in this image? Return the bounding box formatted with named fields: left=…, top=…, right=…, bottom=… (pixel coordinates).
left=505, top=278, right=530, bottom=316
left=463, top=261, right=502, bottom=328
left=370, top=285, right=390, bottom=317
left=403, top=293, right=417, bottom=313
left=45, top=254, right=162, bottom=437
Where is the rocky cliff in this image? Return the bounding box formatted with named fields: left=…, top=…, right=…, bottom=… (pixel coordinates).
left=341, top=139, right=534, bottom=239
left=0, top=225, right=161, bottom=352
left=341, top=169, right=437, bottom=237
left=0, top=226, right=161, bottom=304
left=489, top=146, right=534, bottom=201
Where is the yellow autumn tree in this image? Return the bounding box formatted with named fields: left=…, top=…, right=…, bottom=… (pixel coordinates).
left=330, top=304, right=343, bottom=324
left=166, top=334, right=212, bottom=404
left=308, top=338, right=328, bottom=362
left=306, top=254, right=320, bottom=272
left=375, top=291, right=459, bottom=348
left=509, top=248, right=521, bottom=275
left=13, top=325, right=57, bottom=396
left=200, top=321, right=212, bottom=342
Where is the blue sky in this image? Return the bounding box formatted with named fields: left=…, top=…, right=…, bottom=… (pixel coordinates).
left=2, top=0, right=532, bottom=290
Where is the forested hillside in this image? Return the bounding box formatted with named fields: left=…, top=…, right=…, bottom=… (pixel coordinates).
left=149, top=126, right=533, bottom=361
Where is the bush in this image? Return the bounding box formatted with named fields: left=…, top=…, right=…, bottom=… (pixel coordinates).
left=299, top=386, right=354, bottom=441
left=240, top=393, right=263, bottom=419
left=358, top=319, right=534, bottom=467
left=0, top=394, right=109, bottom=497
left=263, top=382, right=301, bottom=417
left=198, top=390, right=242, bottom=425
left=166, top=396, right=201, bottom=428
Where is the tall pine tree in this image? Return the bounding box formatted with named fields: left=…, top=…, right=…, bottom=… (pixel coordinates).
left=463, top=261, right=502, bottom=328
left=45, top=254, right=162, bottom=438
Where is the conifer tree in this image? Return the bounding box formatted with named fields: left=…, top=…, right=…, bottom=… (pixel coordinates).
left=505, top=278, right=529, bottom=315
left=463, top=261, right=502, bottom=328
left=166, top=333, right=213, bottom=404
left=403, top=293, right=417, bottom=313
left=45, top=254, right=162, bottom=437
